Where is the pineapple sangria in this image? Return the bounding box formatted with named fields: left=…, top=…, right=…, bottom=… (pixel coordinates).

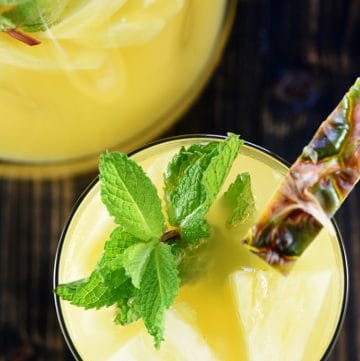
left=0, top=0, right=235, bottom=163
left=54, top=135, right=347, bottom=361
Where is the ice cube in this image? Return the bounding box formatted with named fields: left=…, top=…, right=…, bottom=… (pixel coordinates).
left=107, top=310, right=219, bottom=361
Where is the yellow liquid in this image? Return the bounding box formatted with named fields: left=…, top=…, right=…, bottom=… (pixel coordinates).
left=56, top=137, right=346, bottom=361
left=0, top=1, right=230, bottom=162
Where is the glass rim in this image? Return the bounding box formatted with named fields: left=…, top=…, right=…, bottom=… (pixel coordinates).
left=53, top=133, right=349, bottom=361
left=0, top=0, right=238, bottom=179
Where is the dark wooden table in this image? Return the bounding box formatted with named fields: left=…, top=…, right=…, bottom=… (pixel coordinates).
left=1, top=1, right=359, bottom=360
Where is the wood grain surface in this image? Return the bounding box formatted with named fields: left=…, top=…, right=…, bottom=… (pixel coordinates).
left=0, top=1, right=359, bottom=360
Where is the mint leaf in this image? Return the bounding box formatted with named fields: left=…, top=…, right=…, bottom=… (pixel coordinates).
left=0, top=0, right=27, bottom=10
left=99, top=227, right=141, bottom=265
left=0, top=0, right=28, bottom=5
left=95, top=227, right=142, bottom=285
left=99, top=151, right=165, bottom=241
left=2, top=0, right=70, bottom=32
left=122, top=241, right=155, bottom=289
left=56, top=227, right=139, bottom=309
left=55, top=270, right=128, bottom=309
left=0, top=14, right=15, bottom=31
left=164, top=143, right=219, bottom=241
left=139, top=242, right=180, bottom=348
left=115, top=293, right=141, bottom=326
left=165, top=134, right=242, bottom=243
left=223, top=172, right=255, bottom=225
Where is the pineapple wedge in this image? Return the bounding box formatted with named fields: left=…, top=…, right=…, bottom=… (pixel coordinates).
left=230, top=269, right=332, bottom=361
left=243, top=78, right=360, bottom=273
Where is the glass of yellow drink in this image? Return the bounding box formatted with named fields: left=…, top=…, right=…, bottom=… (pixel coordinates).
left=54, top=135, right=348, bottom=361
left=0, top=1, right=235, bottom=167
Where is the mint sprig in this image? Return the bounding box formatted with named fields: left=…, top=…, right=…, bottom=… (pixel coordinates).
left=56, top=134, right=244, bottom=347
